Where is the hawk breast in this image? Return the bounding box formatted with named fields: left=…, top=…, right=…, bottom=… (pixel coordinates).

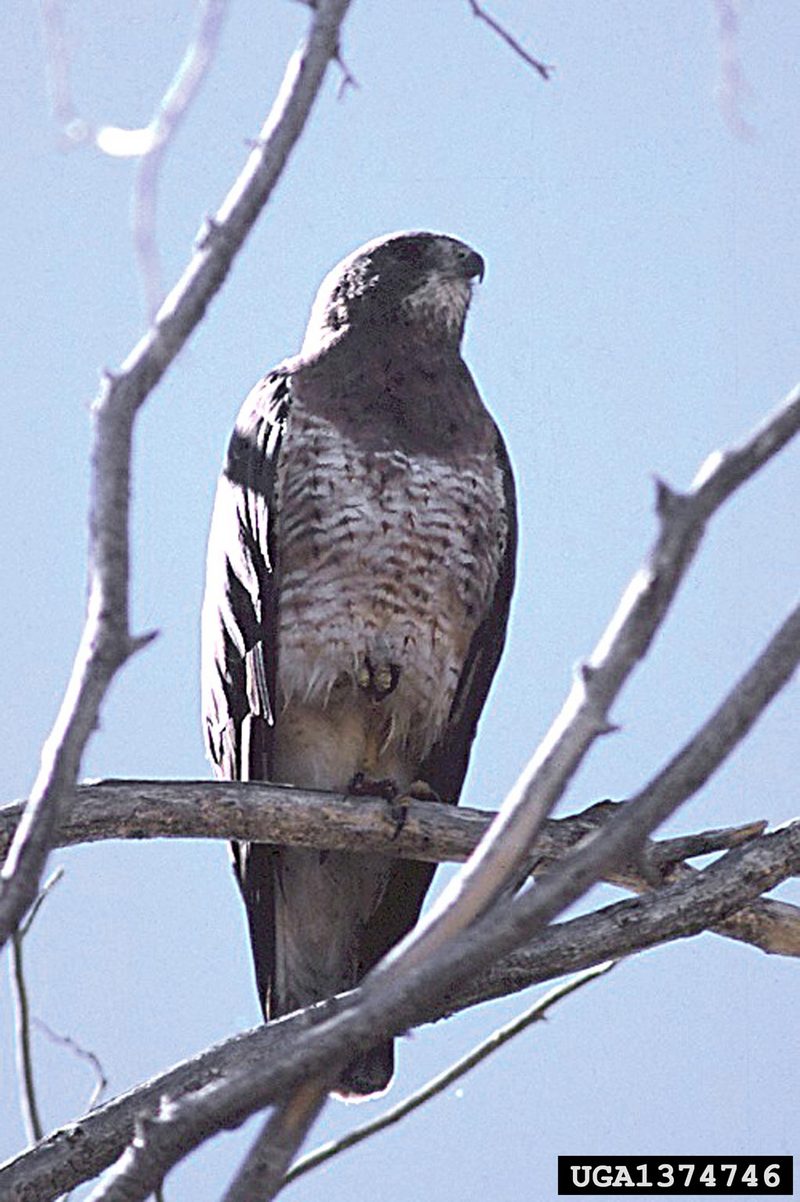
left=275, top=394, right=507, bottom=761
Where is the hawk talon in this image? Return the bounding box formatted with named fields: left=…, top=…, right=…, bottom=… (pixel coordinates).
left=348, top=772, right=399, bottom=801
left=388, top=796, right=410, bottom=839
left=387, top=780, right=441, bottom=840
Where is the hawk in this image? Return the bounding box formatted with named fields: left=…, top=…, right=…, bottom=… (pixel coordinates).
left=201, top=230, right=516, bottom=1097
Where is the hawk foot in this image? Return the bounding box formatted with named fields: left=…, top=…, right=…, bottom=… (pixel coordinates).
left=356, top=655, right=400, bottom=702
left=348, top=772, right=399, bottom=801
left=387, top=780, right=442, bottom=840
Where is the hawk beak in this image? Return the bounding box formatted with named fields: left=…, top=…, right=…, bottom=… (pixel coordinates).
left=463, top=250, right=485, bottom=283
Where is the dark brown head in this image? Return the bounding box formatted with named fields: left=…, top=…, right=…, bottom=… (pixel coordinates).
left=301, top=230, right=485, bottom=355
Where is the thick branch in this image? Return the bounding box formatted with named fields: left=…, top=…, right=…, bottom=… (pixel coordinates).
left=0, top=0, right=352, bottom=952
left=0, top=785, right=794, bottom=958
left=1, top=821, right=796, bottom=1202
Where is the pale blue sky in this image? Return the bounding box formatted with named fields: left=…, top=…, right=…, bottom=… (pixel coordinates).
left=1, top=3, right=798, bottom=1200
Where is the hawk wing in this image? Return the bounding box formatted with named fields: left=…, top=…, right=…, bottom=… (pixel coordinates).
left=359, top=425, right=517, bottom=971
left=201, top=369, right=290, bottom=1016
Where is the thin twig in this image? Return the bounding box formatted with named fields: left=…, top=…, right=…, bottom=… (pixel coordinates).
left=9, top=868, right=64, bottom=1146
left=285, top=960, right=617, bottom=1186
left=33, top=1019, right=108, bottom=1112
left=18, top=867, right=64, bottom=938
left=10, top=934, right=44, bottom=1145
left=0, top=0, right=354, bottom=956
left=465, top=0, right=553, bottom=80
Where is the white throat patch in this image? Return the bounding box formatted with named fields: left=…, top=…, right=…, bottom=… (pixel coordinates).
left=401, top=272, right=472, bottom=334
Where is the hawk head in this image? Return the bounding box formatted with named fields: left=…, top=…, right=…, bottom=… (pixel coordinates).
left=302, top=231, right=485, bottom=355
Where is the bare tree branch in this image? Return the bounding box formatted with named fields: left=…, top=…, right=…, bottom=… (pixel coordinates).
left=2, top=785, right=794, bottom=958
left=9, top=868, right=65, bottom=1146
left=131, top=0, right=230, bottom=317
left=33, top=1020, right=108, bottom=1114
left=284, top=961, right=617, bottom=1187
left=43, top=0, right=232, bottom=316
left=10, top=935, right=44, bottom=1146
left=447, top=819, right=800, bottom=1013
left=2, top=819, right=795, bottom=1202
left=0, top=782, right=763, bottom=868
left=465, top=0, right=553, bottom=80
left=0, top=0, right=353, bottom=954
left=221, top=1081, right=329, bottom=1202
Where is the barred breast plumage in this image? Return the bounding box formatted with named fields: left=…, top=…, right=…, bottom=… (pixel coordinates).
left=267, top=346, right=511, bottom=1046
left=274, top=385, right=507, bottom=786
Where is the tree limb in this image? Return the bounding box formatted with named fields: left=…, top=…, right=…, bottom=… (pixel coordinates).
left=220, top=1081, right=329, bottom=1202
left=0, top=781, right=762, bottom=867
left=1, top=785, right=795, bottom=958
left=0, top=0, right=353, bottom=954
left=430, top=598, right=800, bottom=990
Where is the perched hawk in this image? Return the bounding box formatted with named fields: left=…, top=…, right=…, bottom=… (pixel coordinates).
left=201, top=231, right=516, bottom=1097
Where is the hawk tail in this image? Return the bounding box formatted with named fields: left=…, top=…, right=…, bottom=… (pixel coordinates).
left=334, top=1041, right=394, bottom=1101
